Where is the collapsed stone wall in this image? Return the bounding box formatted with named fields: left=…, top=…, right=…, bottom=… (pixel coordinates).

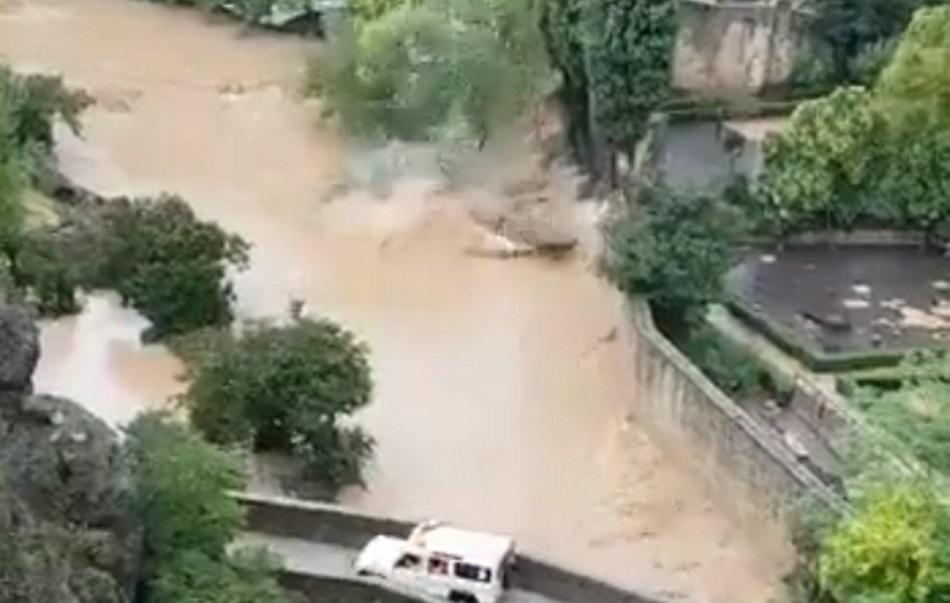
left=672, top=0, right=813, bottom=95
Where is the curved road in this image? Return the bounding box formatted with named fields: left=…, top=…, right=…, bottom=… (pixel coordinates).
left=239, top=532, right=562, bottom=603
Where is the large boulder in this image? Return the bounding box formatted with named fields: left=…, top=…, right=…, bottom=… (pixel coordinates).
left=0, top=306, right=39, bottom=395
left=0, top=306, right=143, bottom=602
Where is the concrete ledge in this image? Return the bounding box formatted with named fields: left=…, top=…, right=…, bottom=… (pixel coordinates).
left=234, top=493, right=663, bottom=603
left=280, top=571, right=427, bottom=603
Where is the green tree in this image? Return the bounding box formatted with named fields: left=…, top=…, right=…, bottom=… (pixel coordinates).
left=309, top=0, right=545, bottom=144
left=811, top=0, right=935, bottom=83
left=348, top=0, right=420, bottom=22
left=606, top=185, right=742, bottom=326
left=184, top=318, right=374, bottom=495
left=758, top=87, right=882, bottom=235
left=879, top=128, right=950, bottom=239
left=11, top=229, right=81, bottom=316
left=585, top=0, right=676, bottom=153
left=125, top=413, right=246, bottom=564
left=88, top=195, right=249, bottom=340
left=152, top=548, right=288, bottom=603
left=876, top=6, right=950, bottom=131
left=539, top=0, right=591, bottom=167
left=820, top=481, right=940, bottom=603
left=539, top=0, right=676, bottom=179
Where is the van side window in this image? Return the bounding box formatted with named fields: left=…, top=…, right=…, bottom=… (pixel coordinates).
left=395, top=553, right=421, bottom=569
left=428, top=556, right=449, bottom=575
left=454, top=562, right=491, bottom=583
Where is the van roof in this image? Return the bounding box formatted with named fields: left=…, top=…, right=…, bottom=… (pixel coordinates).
left=409, top=522, right=514, bottom=569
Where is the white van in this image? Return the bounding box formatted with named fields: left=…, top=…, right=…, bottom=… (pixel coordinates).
left=354, top=520, right=515, bottom=603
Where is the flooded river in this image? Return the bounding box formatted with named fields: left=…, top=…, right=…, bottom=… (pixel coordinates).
left=0, top=0, right=786, bottom=600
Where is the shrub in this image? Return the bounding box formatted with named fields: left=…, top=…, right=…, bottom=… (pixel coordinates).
left=184, top=318, right=374, bottom=496
left=87, top=195, right=249, bottom=340
left=308, top=0, right=547, bottom=144
left=125, top=413, right=246, bottom=564
left=683, top=327, right=765, bottom=399
left=152, top=548, right=289, bottom=603
left=820, top=481, right=940, bottom=603
left=606, top=185, right=743, bottom=326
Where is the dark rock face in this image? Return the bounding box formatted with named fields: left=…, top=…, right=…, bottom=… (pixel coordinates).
left=0, top=305, right=143, bottom=603
left=0, top=306, right=39, bottom=394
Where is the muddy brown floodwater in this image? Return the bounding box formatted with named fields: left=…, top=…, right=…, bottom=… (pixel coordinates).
left=0, top=0, right=787, bottom=600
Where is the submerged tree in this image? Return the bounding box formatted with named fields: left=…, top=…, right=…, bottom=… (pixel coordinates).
left=86, top=195, right=250, bottom=340
left=184, top=318, right=374, bottom=496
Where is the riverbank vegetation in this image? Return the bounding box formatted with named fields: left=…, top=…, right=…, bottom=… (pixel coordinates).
left=540, top=0, right=676, bottom=181
left=179, top=318, right=374, bottom=497
left=127, top=413, right=290, bottom=603
left=307, top=0, right=550, bottom=147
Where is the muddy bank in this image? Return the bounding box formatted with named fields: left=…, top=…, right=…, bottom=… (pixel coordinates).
left=0, top=0, right=787, bottom=600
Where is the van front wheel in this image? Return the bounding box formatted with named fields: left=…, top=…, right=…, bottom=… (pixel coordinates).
left=448, top=591, right=478, bottom=603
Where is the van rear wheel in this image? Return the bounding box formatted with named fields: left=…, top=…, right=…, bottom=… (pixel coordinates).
left=448, top=591, right=478, bottom=603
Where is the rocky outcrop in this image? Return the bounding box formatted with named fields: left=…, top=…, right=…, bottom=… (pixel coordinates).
left=0, top=305, right=143, bottom=603
left=0, top=306, right=39, bottom=394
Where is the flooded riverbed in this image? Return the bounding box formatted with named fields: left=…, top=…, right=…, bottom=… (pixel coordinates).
left=0, top=0, right=786, bottom=599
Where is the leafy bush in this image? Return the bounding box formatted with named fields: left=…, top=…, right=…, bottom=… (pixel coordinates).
left=348, top=0, right=421, bottom=22
left=851, top=352, right=950, bottom=475
left=540, top=0, right=676, bottom=177
left=83, top=195, right=249, bottom=340
left=757, top=87, right=883, bottom=236
left=812, top=0, right=936, bottom=84
left=683, top=327, right=766, bottom=399
left=184, top=318, right=374, bottom=496
left=308, top=0, right=547, bottom=144
left=152, top=548, right=288, bottom=603
left=125, top=413, right=246, bottom=563
left=606, top=185, right=743, bottom=326
left=10, top=229, right=82, bottom=316
left=820, top=481, right=940, bottom=603
left=789, top=51, right=836, bottom=96
left=0, top=67, right=89, bottom=179
left=126, top=414, right=291, bottom=603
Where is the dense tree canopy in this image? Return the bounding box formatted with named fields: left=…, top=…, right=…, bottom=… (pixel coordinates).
left=184, top=318, right=374, bottom=495
left=758, top=87, right=881, bottom=235
left=810, top=0, right=942, bottom=83
left=126, top=414, right=290, bottom=603
left=0, top=66, right=88, bottom=311
left=877, top=7, right=950, bottom=131
left=606, top=185, right=743, bottom=326
left=87, top=195, right=250, bottom=340
left=309, top=0, right=547, bottom=145
left=820, top=482, right=942, bottom=603
left=126, top=413, right=246, bottom=564
left=540, top=0, right=676, bottom=177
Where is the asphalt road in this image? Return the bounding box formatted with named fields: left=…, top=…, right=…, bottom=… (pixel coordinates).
left=238, top=532, right=563, bottom=603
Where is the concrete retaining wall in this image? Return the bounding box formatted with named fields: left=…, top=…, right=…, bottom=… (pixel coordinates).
left=621, top=300, right=844, bottom=547
left=282, top=572, right=427, bottom=603
left=673, top=0, right=813, bottom=95
left=236, top=493, right=661, bottom=603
